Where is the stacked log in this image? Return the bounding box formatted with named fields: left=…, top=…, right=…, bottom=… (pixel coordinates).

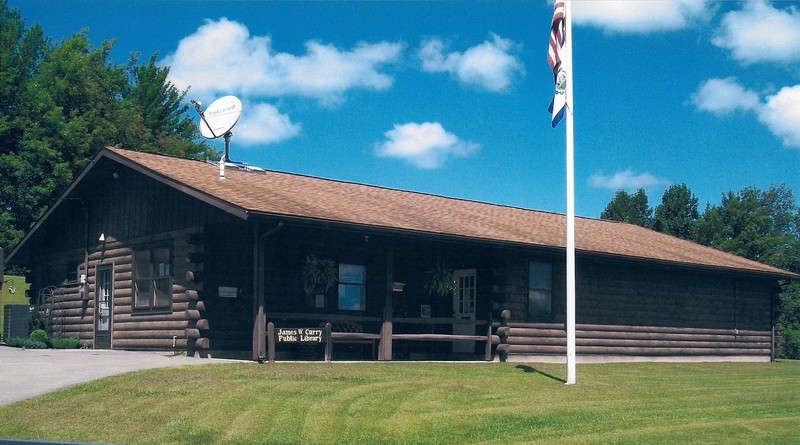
left=497, top=321, right=772, bottom=360
left=184, top=232, right=209, bottom=357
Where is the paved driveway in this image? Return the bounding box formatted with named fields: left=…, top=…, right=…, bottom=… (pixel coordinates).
left=0, top=347, right=238, bottom=406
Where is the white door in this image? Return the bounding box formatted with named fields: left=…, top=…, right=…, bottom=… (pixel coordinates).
left=95, top=265, right=113, bottom=349
left=452, top=269, right=476, bottom=354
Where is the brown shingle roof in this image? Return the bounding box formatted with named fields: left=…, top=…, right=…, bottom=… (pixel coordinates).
left=106, top=147, right=796, bottom=279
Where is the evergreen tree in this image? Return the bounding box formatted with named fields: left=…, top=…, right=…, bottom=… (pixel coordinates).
left=600, top=188, right=652, bottom=228
left=653, top=183, right=699, bottom=240
left=693, top=185, right=799, bottom=272
left=122, top=53, right=215, bottom=159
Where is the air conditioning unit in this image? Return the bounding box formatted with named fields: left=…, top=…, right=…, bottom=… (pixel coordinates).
left=3, top=304, right=34, bottom=340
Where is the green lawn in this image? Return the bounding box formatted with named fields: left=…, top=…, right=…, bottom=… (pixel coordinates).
left=1, top=361, right=798, bottom=444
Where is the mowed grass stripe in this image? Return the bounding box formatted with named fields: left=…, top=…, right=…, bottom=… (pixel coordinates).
left=0, top=361, right=797, bottom=444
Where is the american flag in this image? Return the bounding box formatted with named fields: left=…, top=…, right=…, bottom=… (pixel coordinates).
left=548, top=1, right=567, bottom=128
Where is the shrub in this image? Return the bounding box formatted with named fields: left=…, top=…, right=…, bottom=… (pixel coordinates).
left=50, top=337, right=81, bottom=349
left=29, top=329, right=49, bottom=344
left=23, top=339, right=47, bottom=349
left=29, top=310, right=52, bottom=336
left=4, top=337, right=27, bottom=347
left=779, top=328, right=800, bottom=359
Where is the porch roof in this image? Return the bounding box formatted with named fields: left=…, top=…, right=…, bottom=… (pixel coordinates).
left=14, top=147, right=798, bottom=280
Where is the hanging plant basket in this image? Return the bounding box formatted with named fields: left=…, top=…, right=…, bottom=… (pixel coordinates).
left=423, top=264, right=456, bottom=297
left=302, top=254, right=337, bottom=295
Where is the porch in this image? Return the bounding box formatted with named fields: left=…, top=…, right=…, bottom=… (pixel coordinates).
left=245, top=224, right=523, bottom=362
left=263, top=312, right=498, bottom=362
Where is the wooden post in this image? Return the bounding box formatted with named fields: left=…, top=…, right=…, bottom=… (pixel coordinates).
left=252, top=223, right=266, bottom=362
left=267, top=322, right=275, bottom=363
left=379, top=246, right=393, bottom=361
left=499, top=310, right=510, bottom=362
left=253, top=222, right=282, bottom=362
left=324, top=322, right=332, bottom=362
left=484, top=323, right=493, bottom=361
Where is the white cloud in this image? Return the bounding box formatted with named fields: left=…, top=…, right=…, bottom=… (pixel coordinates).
left=235, top=102, right=301, bottom=146
left=589, top=169, right=668, bottom=190
left=690, top=77, right=760, bottom=115
left=374, top=122, right=479, bottom=169
left=572, top=0, right=708, bottom=34
left=692, top=78, right=800, bottom=148
left=713, top=1, right=800, bottom=64
left=418, top=34, right=523, bottom=92
left=161, top=18, right=404, bottom=105
left=758, top=85, right=800, bottom=147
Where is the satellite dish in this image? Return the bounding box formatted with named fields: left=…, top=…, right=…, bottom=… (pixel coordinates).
left=191, top=96, right=264, bottom=176
left=196, top=96, right=242, bottom=139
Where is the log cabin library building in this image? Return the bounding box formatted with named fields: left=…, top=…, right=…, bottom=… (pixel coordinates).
left=7, top=148, right=798, bottom=362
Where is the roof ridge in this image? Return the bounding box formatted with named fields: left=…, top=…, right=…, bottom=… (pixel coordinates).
left=107, top=146, right=572, bottom=219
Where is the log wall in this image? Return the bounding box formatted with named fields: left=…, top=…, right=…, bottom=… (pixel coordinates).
left=491, top=257, right=777, bottom=361
left=24, top=160, right=241, bottom=351
left=31, top=227, right=207, bottom=350
left=496, top=322, right=772, bottom=361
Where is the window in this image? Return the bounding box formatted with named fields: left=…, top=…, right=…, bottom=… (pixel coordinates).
left=66, top=260, right=79, bottom=283
left=527, top=262, right=552, bottom=318
left=338, top=263, right=365, bottom=311
left=133, top=246, right=172, bottom=310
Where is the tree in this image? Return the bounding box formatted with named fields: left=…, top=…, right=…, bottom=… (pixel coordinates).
left=653, top=183, right=699, bottom=240
left=0, top=2, right=216, bottom=253
left=0, top=0, right=47, bottom=251
left=120, top=53, right=215, bottom=159
left=599, top=188, right=652, bottom=228
left=779, top=282, right=800, bottom=359
left=694, top=186, right=791, bottom=263
left=0, top=30, right=124, bottom=253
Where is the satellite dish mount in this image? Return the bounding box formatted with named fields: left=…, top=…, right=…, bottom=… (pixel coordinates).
left=192, top=96, right=244, bottom=177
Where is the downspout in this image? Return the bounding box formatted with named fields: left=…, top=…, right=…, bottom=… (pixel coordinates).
left=771, top=290, right=776, bottom=361
left=733, top=279, right=738, bottom=336
left=252, top=221, right=283, bottom=361
left=83, top=201, right=90, bottom=301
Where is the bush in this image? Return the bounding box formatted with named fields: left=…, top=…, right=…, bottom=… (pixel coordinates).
left=4, top=337, right=27, bottom=347
left=23, top=339, right=47, bottom=349
left=29, top=329, right=48, bottom=344
left=29, top=309, right=52, bottom=336
left=50, top=337, right=81, bottom=349
left=779, top=327, right=800, bottom=359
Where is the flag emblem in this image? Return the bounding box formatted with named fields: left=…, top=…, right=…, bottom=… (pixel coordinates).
left=548, top=1, right=568, bottom=128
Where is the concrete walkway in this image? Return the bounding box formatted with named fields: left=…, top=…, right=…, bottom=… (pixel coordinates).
left=0, top=347, right=239, bottom=406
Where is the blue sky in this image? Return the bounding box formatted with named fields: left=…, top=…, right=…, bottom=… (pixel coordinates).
left=9, top=0, right=800, bottom=218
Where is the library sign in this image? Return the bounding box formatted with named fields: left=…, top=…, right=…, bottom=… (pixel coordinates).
left=276, top=327, right=327, bottom=343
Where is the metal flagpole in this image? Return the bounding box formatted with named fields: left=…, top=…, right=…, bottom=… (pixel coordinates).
left=564, top=0, right=576, bottom=385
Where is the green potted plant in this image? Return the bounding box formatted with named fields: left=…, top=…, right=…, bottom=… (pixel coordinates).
left=302, top=254, right=337, bottom=296
left=423, top=263, right=456, bottom=297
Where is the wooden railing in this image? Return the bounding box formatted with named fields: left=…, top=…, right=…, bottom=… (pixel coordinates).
left=266, top=312, right=500, bottom=361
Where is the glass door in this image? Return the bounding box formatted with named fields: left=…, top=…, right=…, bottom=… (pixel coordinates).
left=95, top=265, right=113, bottom=349
left=452, top=269, right=476, bottom=354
